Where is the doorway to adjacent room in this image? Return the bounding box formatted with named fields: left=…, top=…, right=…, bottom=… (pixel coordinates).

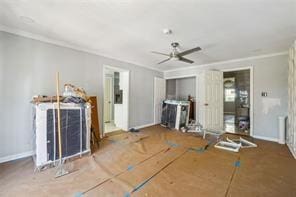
left=103, top=66, right=129, bottom=134
left=223, top=68, right=252, bottom=135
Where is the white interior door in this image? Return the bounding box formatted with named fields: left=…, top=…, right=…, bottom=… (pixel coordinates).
left=104, top=76, right=113, bottom=122
left=154, top=77, right=166, bottom=124
left=198, top=71, right=223, bottom=130
left=114, top=71, right=129, bottom=131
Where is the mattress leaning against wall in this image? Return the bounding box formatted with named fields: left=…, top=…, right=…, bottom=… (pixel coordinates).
left=33, top=102, right=91, bottom=169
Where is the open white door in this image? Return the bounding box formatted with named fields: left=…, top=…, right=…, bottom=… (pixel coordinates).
left=154, top=77, right=166, bottom=124
left=104, top=76, right=113, bottom=123
left=198, top=70, right=223, bottom=130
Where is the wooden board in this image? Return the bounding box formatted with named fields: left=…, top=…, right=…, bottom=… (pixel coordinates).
left=89, top=96, right=100, bottom=151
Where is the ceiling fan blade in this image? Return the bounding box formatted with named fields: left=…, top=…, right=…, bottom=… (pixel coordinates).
left=158, top=58, right=171, bottom=64
left=151, top=51, right=170, bottom=56
left=179, top=57, right=194, bottom=64
left=178, top=47, right=201, bottom=56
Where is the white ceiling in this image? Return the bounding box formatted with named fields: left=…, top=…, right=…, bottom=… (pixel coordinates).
left=0, top=0, right=295, bottom=71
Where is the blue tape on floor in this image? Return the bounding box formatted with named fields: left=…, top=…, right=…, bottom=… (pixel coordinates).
left=234, top=160, right=241, bottom=167
left=166, top=140, right=179, bottom=148
left=74, top=192, right=83, bottom=197
left=123, top=192, right=131, bottom=197
left=127, top=165, right=134, bottom=171
left=133, top=178, right=151, bottom=192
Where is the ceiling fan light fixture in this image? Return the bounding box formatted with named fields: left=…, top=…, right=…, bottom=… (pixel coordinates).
left=171, top=56, right=179, bottom=61
left=152, top=42, right=201, bottom=65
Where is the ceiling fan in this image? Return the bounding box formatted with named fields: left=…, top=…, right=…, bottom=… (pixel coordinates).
left=152, top=42, right=201, bottom=64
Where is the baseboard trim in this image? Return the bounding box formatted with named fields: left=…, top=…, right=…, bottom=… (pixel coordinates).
left=0, top=150, right=34, bottom=163
left=287, top=144, right=296, bottom=159
left=253, top=135, right=279, bottom=143
left=130, top=123, right=156, bottom=130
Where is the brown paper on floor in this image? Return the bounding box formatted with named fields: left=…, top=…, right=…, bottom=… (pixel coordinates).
left=227, top=139, right=296, bottom=197
left=85, top=126, right=208, bottom=196
left=1, top=125, right=296, bottom=197
left=131, top=148, right=238, bottom=197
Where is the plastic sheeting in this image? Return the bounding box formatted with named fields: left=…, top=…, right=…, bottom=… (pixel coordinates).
left=33, top=103, right=91, bottom=168
left=161, top=100, right=189, bottom=129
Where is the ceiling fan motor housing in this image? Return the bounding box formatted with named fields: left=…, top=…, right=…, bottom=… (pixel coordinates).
left=152, top=42, right=201, bottom=64
left=171, top=42, right=179, bottom=48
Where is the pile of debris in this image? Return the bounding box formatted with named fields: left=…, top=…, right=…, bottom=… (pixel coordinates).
left=181, top=121, right=257, bottom=153
left=181, top=121, right=223, bottom=142
left=214, top=137, right=257, bottom=152
left=31, top=83, right=89, bottom=104
left=181, top=120, right=203, bottom=133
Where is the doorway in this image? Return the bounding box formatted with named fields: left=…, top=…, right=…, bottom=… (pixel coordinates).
left=165, top=76, right=196, bottom=122
left=103, top=66, right=129, bottom=134
left=154, top=77, right=166, bottom=124
left=223, top=69, right=251, bottom=135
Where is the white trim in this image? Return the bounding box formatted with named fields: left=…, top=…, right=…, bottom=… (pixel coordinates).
left=129, top=123, right=156, bottom=130
left=165, top=74, right=197, bottom=80
left=253, top=135, right=279, bottom=142
left=221, top=66, right=253, bottom=72
left=222, top=66, right=254, bottom=137
left=0, top=150, right=34, bottom=163
left=2, top=25, right=288, bottom=74
left=0, top=25, right=162, bottom=72
left=104, top=65, right=129, bottom=73
left=1, top=25, right=288, bottom=74
left=164, top=51, right=288, bottom=73
left=287, top=144, right=296, bottom=159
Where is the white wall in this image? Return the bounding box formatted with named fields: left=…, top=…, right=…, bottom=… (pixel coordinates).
left=165, top=54, right=288, bottom=141
left=0, top=31, right=162, bottom=160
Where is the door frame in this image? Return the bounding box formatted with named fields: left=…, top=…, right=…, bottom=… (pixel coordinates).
left=103, top=65, right=130, bottom=135
left=165, top=74, right=198, bottom=122
left=221, top=66, right=254, bottom=137
left=153, top=77, right=166, bottom=124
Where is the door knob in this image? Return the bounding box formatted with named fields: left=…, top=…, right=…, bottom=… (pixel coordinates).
left=204, top=103, right=209, bottom=106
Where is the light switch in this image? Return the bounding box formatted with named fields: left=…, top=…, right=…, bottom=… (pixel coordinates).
left=261, top=92, right=268, bottom=97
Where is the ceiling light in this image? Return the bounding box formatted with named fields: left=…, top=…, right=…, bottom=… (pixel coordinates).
left=163, top=28, right=172, bottom=35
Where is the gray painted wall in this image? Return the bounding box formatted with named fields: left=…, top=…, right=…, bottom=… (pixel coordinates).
left=166, top=77, right=196, bottom=100
left=166, top=79, right=176, bottom=99
left=175, top=77, right=196, bottom=100
left=0, top=31, right=162, bottom=159
left=165, top=55, right=288, bottom=140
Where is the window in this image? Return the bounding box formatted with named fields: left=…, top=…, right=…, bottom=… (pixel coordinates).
left=225, top=88, right=235, bottom=102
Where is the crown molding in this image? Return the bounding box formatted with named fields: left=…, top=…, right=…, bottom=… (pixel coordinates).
left=164, top=51, right=288, bottom=73
left=0, top=24, right=289, bottom=74
left=0, top=24, right=163, bottom=72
